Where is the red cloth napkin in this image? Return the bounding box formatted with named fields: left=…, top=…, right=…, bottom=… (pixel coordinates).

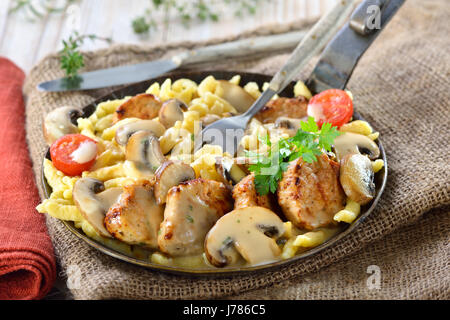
left=0, top=58, right=56, bottom=300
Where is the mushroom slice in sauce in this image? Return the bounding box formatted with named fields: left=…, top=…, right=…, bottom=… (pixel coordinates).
left=72, top=178, right=122, bottom=237
left=274, top=117, right=305, bottom=137
left=215, top=157, right=247, bottom=185
left=154, top=160, right=196, bottom=204
left=217, top=80, right=255, bottom=113
left=204, top=206, right=285, bottom=267
left=158, top=99, right=188, bottom=128
left=115, top=119, right=165, bottom=145
left=104, top=181, right=164, bottom=248
left=125, top=131, right=166, bottom=173
left=333, top=132, right=380, bottom=161
left=113, top=93, right=162, bottom=124
left=340, top=153, right=375, bottom=205
left=43, top=106, right=82, bottom=145
left=158, top=178, right=233, bottom=257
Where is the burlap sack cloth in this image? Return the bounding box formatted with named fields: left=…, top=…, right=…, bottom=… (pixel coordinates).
left=23, top=0, right=449, bottom=299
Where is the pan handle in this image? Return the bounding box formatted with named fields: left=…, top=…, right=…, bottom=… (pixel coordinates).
left=305, top=0, right=405, bottom=94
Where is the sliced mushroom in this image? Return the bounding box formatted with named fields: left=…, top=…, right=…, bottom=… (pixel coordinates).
left=158, top=99, right=188, bottom=128
left=215, top=157, right=247, bottom=185
left=115, top=119, right=165, bottom=145
left=200, top=114, right=221, bottom=127
left=204, top=206, right=285, bottom=267
left=72, top=178, right=122, bottom=237
left=217, top=80, right=256, bottom=113
left=43, top=106, right=82, bottom=145
left=154, top=160, right=196, bottom=204
left=113, top=93, right=162, bottom=123
left=340, top=153, right=375, bottom=205
left=126, top=131, right=166, bottom=173
left=333, top=132, right=380, bottom=161
left=274, top=117, right=301, bottom=130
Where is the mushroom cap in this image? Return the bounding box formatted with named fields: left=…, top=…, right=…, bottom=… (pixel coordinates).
left=204, top=206, right=285, bottom=267
left=115, top=119, right=165, bottom=145
left=72, top=178, right=122, bottom=237
left=154, top=160, right=196, bottom=204
left=125, top=131, right=166, bottom=173
left=340, top=153, right=375, bottom=205
left=43, top=106, right=82, bottom=145
left=158, top=99, right=187, bottom=128
left=333, top=132, right=380, bottom=161
left=217, top=80, right=256, bottom=113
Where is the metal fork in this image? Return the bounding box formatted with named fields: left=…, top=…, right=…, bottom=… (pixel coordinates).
left=196, top=0, right=404, bottom=156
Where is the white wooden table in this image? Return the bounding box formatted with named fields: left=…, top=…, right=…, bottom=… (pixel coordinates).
left=0, top=0, right=338, bottom=73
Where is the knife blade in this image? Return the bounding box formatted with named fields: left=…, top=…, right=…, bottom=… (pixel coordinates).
left=38, top=31, right=308, bottom=92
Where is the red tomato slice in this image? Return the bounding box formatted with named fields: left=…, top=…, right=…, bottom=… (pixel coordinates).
left=50, top=134, right=98, bottom=176
left=307, top=89, right=353, bottom=128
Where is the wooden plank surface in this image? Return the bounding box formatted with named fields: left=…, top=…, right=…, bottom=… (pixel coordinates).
left=0, top=0, right=339, bottom=73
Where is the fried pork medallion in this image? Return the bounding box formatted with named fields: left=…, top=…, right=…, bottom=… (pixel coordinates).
left=254, top=96, right=308, bottom=124
left=113, top=93, right=162, bottom=124
left=232, top=173, right=276, bottom=211
left=158, top=178, right=233, bottom=257
left=277, top=153, right=346, bottom=230
left=104, top=181, right=164, bottom=249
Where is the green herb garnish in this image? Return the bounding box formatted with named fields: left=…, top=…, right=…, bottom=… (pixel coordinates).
left=60, top=31, right=112, bottom=78
left=186, top=215, right=194, bottom=223
left=248, top=117, right=341, bottom=196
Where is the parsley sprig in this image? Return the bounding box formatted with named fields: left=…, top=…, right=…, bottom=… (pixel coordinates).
left=247, top=117, right=341, bottom=196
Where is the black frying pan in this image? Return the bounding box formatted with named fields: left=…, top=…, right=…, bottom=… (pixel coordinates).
left=42, top=70, right=387, bottom=276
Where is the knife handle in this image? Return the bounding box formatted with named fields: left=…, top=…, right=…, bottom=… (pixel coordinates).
left=173, top=31, right=307, bottom=66
left=267, top=0, right=356, bottom=93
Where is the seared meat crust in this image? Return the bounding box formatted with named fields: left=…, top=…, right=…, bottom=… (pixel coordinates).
left=277, top=154, right=345, bottom=230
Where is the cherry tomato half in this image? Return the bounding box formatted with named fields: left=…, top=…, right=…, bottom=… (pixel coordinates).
left=50, top=134, right=97, bottom=176
left=307, top=89, right=353, bottom=128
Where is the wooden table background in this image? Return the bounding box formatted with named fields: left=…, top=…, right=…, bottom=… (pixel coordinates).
left=0, top=0, right=338, bottom=73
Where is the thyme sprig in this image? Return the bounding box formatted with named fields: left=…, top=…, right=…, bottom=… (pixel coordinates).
left=60, top=32, right=112, bottom=78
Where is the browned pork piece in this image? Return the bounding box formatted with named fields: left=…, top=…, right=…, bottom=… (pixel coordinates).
left=277, top=153, right=345, bottom=230
left=113, top=93, right=162, bottom=123
left=158, top=178, right=233, bottom=256
left=104, top=181, right=164, bottom=248
left=232, top=173, right=276, bottom=211
left=254, top=96, right=308, bottom=124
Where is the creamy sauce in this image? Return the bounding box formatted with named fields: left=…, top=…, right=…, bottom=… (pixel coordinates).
left=44, top=106, right=80, bottom=143
left=70, top=141, right=97, bottom=163
left=159, top=188, right=221, bottom=256
left=306, top=102, right=325, bottom=122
